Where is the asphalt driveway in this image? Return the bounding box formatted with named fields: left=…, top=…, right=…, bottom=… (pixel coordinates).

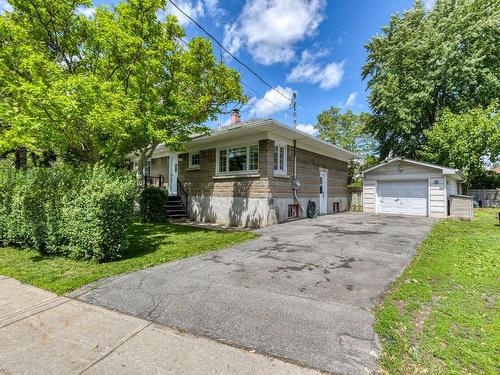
left=73, top=213, right=435, bottom=374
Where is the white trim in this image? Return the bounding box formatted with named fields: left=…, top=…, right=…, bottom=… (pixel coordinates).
left=319, top=171, right=328, bottom=214
left=168, top=154, right=178, bottom=195
left=213, top=174, right=260, bottom=180
left=273, top=143, right=287, bottom=175
left=136, top=120, right=358, bottom=162
left=215, top=143, right=259, bottom=176
left=188, top=152, right=200, bottom=169
left=366, top=173, right=445, bottom=181
left=427, top=178, right=432, bottom=217
left=362, top=157, right=465, bottom=180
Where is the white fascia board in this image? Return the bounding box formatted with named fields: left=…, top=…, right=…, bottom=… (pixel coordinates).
left=130, top=118, right=360, bottom=162
left=361, top=157, right=465, bottom=179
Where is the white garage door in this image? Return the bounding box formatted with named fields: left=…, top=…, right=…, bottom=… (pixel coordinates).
left=377, top=180, right=428, bottom=216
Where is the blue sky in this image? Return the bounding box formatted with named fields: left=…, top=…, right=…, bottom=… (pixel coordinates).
left=2, top=0, right=436, bottom=134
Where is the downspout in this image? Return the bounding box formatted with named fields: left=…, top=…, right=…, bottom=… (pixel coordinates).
left=292, top=140, right=303, bottom=212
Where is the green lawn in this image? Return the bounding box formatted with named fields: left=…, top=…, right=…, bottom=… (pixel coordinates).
left=375, top=209, right=500, bottom=375
left=0, top=223, right=258, bottom=295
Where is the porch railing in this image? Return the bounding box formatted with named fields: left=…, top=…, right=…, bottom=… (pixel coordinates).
left=142, top=175, right=166, bottom=188
left=177, top=178, right=188, bottom=212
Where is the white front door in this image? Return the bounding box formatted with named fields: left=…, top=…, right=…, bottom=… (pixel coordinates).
left=377, top=180, right=427, bottom=216
left=319, top=171, right=328, bottom=214
left=169, top=155, right=178, bottom=195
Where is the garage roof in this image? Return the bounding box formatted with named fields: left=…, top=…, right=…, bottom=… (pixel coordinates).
left=361, top=157, right=465, bottom=180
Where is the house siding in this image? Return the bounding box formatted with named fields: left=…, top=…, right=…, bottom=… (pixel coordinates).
left=268, top=144, right=348, bottom=222
left=150, top=156, right=169, bottom=179
left=175, top=139, right=348, bottom=227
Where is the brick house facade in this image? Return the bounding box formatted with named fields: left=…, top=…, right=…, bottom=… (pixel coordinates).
left=131, top=119, right=357, bottom=227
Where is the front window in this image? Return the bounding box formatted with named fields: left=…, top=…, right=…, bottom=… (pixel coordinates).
left=274, top=145, right=287, bottom=174
left=218, top=145, right=259, bottom=174
left=189, top=152, right=200, bottom=168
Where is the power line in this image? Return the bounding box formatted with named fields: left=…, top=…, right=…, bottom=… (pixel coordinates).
left=169, top=0, right=293, bottom=103
left=239, top=80, right=293, bottom=116
left=173, top=35, right=293, bottom=117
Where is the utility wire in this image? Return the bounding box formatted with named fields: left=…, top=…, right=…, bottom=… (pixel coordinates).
left=173, top=34, right=293, bottom=117
left=169, top=0, right=293, bottom=103
left=239, top=80, right=293, bottom=116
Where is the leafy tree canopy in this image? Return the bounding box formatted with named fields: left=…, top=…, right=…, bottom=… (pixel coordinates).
left=315, top=106, right=378, bottom=185
left=0, top=0, right=244, bottom=171
left=419, top=102, right=500, bottom=187
left=315, top=106, right=377, bottom=156
left=362, top=0, right=500, bottom=159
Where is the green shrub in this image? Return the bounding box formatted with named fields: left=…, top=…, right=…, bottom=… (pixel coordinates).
left=138, top=186, right=168, bottom=223
left=63, top=167, right=137, bottom=261
left=0, top=164, right=137, bottom=261
left=0, top=168, right=17, bottom=244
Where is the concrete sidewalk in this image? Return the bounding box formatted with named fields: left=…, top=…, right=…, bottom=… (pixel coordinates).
left=0, top=276, right=318, bottom=375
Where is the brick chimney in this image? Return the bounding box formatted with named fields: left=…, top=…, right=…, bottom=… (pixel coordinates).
left=230, top=109, right=241, bottom=125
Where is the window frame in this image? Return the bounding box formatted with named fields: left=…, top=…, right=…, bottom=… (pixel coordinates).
left=216, top=144, right=259, bottom=175
left=273, top=144, right=287, bottom=175
left=143, top=159, right=151, bottom=176
left=189, top=152, right=200, bottom=169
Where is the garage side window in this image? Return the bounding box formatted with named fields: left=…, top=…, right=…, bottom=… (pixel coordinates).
left=274, top=145, right=287, bottom=174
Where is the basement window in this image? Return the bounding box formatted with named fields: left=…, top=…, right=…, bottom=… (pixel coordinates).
left=288, top=204, right=299, bottom=219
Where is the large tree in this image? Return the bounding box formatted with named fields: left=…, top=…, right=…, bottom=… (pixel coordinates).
left=419, top=102, right=500, bottom=189
left=315, top=106, right=377, bottom=156
left=0, top=0, right=244, bottom=175
left=362, top=0, right=500, bottom=159
left=315, top=106, right=377, bottom=184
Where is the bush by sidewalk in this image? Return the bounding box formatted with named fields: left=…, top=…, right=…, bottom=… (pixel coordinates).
left=0, top=164, right=137, bottom=261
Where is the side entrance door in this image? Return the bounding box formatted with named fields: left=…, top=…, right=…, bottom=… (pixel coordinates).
left=319, top=171, right=328, bottom=215
left=169, top=154, right=178, bottom=196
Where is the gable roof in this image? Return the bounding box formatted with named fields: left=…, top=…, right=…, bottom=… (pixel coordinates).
left=146, top=118, right=360, bottom=162
left=361, top=157, right=465, bottom=180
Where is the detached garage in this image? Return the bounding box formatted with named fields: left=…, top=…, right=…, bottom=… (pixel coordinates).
left=361, top=158, right=465, bottom=218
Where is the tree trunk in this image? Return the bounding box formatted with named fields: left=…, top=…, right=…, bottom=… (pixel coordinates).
left=15, top=148, right=27, bottom=169
left=134, top=143, right=159, bottom=182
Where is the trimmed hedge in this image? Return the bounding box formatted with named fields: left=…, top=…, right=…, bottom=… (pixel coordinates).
left=138, top=186, right=168, bottom=223
left=0, top=164, right=137, bottom=262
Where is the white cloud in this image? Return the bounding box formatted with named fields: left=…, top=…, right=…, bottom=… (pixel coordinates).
left=296, top=124, right=317, bottom=136
left=0, top=0, right=12, bottom=14
left=223, top=0, right=326, bottom=65
left=76, top=5, right=96, bottom=18
left=160, top=0, right=205, bottom=26
left=250, top=86, right=294, bottom=117
left=345, top=92, right=358, bottom=107
left=204, top=0, right=223, bottom=17
left=422, top=0, right=436, bottom=11
left=287, top=50, right=345, bottom=90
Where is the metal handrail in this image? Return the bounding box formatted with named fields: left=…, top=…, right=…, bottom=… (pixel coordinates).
left=141, top=175, right=166, bottom=188
left=177, top=178, right=188, bottom=212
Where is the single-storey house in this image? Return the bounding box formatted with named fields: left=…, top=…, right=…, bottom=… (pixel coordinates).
left=361, top=158, right=466, bottom=218
left=131, top=111, right=359, bottom=227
